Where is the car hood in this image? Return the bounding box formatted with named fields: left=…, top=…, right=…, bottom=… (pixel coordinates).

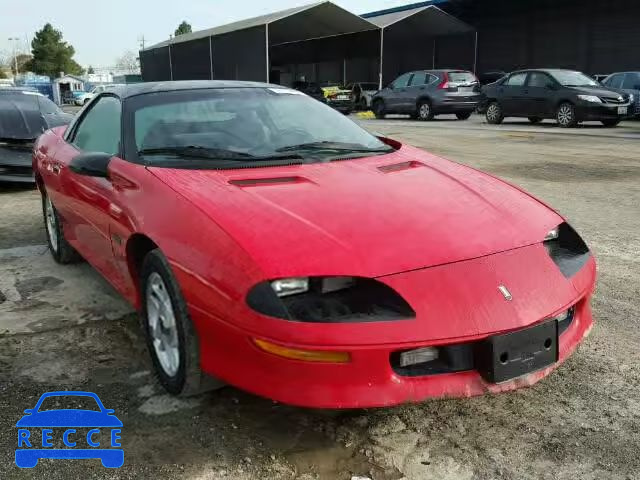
left=149, top=144, right=563, bottom=278
left=16, top=410, right=123, bottom=427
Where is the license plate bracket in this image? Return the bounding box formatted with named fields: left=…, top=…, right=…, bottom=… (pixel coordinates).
left=475, top=320, right=558, bottom=383
left=618, top=106, right=627, bottom=115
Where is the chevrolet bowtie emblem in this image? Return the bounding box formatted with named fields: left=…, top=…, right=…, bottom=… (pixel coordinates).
left=498, top=285, right=513, bottom=301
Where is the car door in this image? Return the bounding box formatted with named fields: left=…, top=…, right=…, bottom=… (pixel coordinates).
left=386, top=73, right=413, bottom=111
left=406, top=71, right=428, bottom=110
left=524, top=72, right=556, bottom=117
left=56, top=94, right=123, bottom=280
left=498, top=72, right=529, bottom=115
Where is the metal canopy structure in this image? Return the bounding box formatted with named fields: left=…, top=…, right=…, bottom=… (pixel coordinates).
left=140, top=1, right=476, bottom=86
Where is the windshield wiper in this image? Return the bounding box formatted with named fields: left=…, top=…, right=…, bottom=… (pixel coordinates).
left=138, top=146, right=302, bottom=162
left=276, top=141, right=393, bottom=154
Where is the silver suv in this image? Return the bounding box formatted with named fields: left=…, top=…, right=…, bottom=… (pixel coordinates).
left=372, top=70, right=483, bottom=121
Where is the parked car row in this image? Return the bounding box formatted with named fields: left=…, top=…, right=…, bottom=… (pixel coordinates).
left=366, top=68, right=636, bottom=128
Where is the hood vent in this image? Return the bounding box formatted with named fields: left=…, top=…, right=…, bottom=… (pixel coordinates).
left=377, top=161, right=425, bottom=174
left=229, top=176, right=309, bottom=187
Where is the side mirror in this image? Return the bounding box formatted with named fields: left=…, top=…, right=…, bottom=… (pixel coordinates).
left=23, top=409, right=34, bottom=414
left=105, top=409, right=115, bottom=414
left=546, top=83, right=558, bottom=91
left=69, top=151, right=112, bottom=178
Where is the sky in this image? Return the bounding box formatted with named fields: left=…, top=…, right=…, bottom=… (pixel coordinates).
left=0, top=0, right=418, bottom=70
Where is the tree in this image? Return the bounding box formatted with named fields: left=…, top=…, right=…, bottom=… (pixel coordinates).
left=87, top=65, right=95, bottom=74
left=115, top=50, right=139, bottom=73
left=174, top=21, right=192, bottom=36
left=24, top=23, right=84, bottom=78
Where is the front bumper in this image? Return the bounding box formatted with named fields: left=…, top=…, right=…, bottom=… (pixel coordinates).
left=576, top=101, right=631, bottom=121
left=189, top=285, right=595, bottom=409
left=0, top=146, right=34, bottom=183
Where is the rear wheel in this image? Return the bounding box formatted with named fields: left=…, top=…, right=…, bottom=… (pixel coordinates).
left=485, top=101, right=504, bottom=124
left=417, top=100, right=434, bottom=121
left=83, top=98, right=90, bottom=105
left=556, top=102, right=578, bottom=128
left=528, top=117, right=542, bottom=124
left=42, top=192, right=81, bottom=264
left=140, top=249, right=224, bottom=396
left=456, top=111, right=472, bottom=120
left=601, top=119, right=621, bottom=128
left=372, top=99, right=386, bottom=119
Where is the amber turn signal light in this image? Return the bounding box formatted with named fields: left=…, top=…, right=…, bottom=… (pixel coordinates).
left=253, top=338, right=351, bottom=363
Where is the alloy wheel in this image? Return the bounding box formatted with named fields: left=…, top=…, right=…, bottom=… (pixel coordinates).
left=419, top=103, right=431, bottom=119
left=557, top=105, right=574, bottom=127
left=45, top=196, right=59, bottom=253
left=487, top=104, right=500, bottom=122
left=146, top=272, right=180, bottom=377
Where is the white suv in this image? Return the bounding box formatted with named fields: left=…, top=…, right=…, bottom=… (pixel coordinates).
left=74, top=84, right=120, bottom=106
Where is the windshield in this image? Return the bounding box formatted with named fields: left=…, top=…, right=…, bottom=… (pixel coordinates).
left=550, top=71, right=598, bottom=87
left=129, top=87, right=392, bottom=168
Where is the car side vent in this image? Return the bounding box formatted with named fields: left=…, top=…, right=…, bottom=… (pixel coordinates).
left=229, top=176, right=309, bottom=187
left=377, top=161, right=425, bottom=174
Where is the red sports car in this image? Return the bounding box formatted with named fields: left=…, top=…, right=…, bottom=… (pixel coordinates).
left=33, top=81, right=596, bottom=408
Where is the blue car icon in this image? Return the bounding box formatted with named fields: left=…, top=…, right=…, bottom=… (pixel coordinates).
left=15, top=391, right=123, bottom=468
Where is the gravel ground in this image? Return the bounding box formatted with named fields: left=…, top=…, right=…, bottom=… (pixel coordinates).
left=0, top=115, right=639, bottom=479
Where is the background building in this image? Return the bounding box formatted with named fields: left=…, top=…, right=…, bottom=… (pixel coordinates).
left=140, top=0, right=640, bottom=86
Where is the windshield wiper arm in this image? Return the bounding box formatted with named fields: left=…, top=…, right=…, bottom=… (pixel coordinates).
left=138, top=146, right=303, bottom=162
left=276, top=141, right=392, bottom=153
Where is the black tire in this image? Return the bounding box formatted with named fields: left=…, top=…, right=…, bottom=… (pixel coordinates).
left=83, top=98, right=90, bottom=105
left=601, top=119, right=621, bottom=128
left=556, top=102, right=578, bottom=128
left=485, top=101, right=504, bottom=124
left=140, top=249, right=224, bottom=396
left=417, top=99, right=434, bottom=121
left=528, top=117, right=542, bottom=124
left=456, top=111, right=472, bottom=120
left=372, top=99, right=386, bottom=119
left=41, top=191, right=82, bottom=264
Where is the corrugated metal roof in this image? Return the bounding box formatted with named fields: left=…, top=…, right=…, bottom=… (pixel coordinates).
left=367, top=5, right=473, bottom=34
left=361, top=0, right=447, bottom=18
left=145, top=1, right=377, bottom=50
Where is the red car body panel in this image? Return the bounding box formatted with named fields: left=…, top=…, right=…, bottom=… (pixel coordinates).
left=34, top=126, right=596, bottom=409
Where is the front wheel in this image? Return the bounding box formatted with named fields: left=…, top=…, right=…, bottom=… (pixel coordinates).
left=485, top=101, right=504, bottom=124
left=372, top=100, right=386, bottom=119
left=42, top=192, right=81, bottom=264
left=556, top=102, right=578, bottom=128
left=140, top=249, right=224, bottom=396
left=456, top=111, right=472, bottom=120
left=601, top=119, right=621, bottom=128
left=417, top=100, right=434, bottom=121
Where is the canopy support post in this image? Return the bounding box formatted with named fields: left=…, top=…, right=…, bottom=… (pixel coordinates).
left=265, top=23, right=270, bottom=83
left=378, top=28, right=384, bottom=90
left=473, top=31, right=478, bottom=73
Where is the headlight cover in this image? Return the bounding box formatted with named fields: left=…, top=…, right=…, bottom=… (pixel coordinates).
left=577, top=95, right=602, bottom=103
left=247, top=276, right=415, bottom=323
left=543, top=223, right=590, bottom=278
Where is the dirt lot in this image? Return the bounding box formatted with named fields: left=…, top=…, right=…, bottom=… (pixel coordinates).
left=1, top=115, right=639, bottom=479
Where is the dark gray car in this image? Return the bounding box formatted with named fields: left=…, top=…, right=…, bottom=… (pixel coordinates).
left=601, top=72, right=640, bottom=117
left=0, top=88, right=72, bottom=183
left=371, top=70, right=483, bottom=121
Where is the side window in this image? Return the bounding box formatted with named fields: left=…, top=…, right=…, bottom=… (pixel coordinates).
left=391, top=73, right=412, bottom=89
left=527, top=72, right=552, bottom=88
left=410, top=72, right=427, bottom=86
left=622, top=73, right=640, bottom=90
left=504, top=73, right=527, bottom=86
left=72, top=96, right=121, bottom=155
left=605, top=74, right=624, bottom=89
